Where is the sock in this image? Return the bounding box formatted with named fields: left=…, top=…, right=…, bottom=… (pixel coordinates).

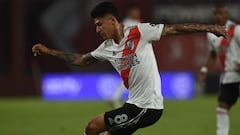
left=216, top=107, right=229, bottom=135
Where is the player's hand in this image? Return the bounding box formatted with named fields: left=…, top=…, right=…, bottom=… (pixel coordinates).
left=32, top=43, right=51, bottom=56
left=235, top=63, right=240, bottom=72
left=198, top=66, right=208, bottom=85
left=198, top=71, right=207, bottom=86
left=198, top=72, right=207, bottom=87
left=212, top=25, right=227, bottom=38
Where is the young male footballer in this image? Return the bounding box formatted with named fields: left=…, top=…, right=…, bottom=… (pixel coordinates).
left=199, top=3, right=240, bottom=135
left=32, top=2, right=226, bottom=135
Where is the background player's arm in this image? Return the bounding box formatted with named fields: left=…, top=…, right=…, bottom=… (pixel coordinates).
left=236, top=63, right=240, bottom=72
left=199, top=50, right=217, bottom=82
left=162, top=24, right=226, bottom=37
left=204, top=50, right=218, bottom=69
left=32, top=44, right=97, bottom=66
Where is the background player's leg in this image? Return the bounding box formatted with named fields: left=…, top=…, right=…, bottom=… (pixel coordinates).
left=110, top=82, right=125, bottom=108
left=216, top=104, right=229, bottom=135
left=216, top=83, right=239, bottom=135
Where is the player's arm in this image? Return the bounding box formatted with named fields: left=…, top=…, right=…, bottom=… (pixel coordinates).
left=199, top=50, right=217, bottom=83
left=32, top=44, right=98, bottom=66
left=162, top=24, right=227, bottom=37
left=236, top=62, right=240, bottom=72
left=203, top=50, right=218, bottom=70
left=234, top=26, right=240, bottom=71
left=199, top=32, right=220, bottom=82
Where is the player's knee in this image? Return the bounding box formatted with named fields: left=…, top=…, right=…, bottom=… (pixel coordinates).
left=85, top=120, right=99, bottom=134
left=218, top=102, right=231, bottom=110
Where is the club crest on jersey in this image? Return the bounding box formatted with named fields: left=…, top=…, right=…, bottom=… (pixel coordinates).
left=127, top=40, right=134, bottom=50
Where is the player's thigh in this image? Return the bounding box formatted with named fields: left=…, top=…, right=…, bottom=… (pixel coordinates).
left=218, top=82, right=240, bottom=106
left=114, top=108, right=163, bottom=135
left=104, top=103, right=162, bottom=135
left=137, top=108, right=163, bottom=128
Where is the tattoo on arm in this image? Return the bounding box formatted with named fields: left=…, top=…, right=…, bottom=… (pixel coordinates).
left=163, top=24, right=224, bottom=37
left=52, top=50, right=97, bottom=66
left=162, top=25, right=178, bottom=36
left=80, top=53, right=98, bottom=65
left=163, top=24, right=203, bottom=36
left=174, top=24, right=212, bottom=33
left=56, top=53, right=77, bottom=64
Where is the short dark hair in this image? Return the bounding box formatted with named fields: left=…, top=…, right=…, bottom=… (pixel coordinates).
left=126, top=3, right=140, bottom=11
left=215, top=2, right=226, bottom=8
left=90, top=1, right=121, bottom=22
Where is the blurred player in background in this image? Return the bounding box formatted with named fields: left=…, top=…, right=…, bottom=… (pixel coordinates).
left=123, top=4, right=141, bottom=26
left=199, top=3, right=240, bottom=135
left=33, top=2, right=226, bottom=135
left=110, top=4, right=142, bottom=109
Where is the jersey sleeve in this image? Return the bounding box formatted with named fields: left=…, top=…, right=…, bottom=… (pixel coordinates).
left=234, top=25, right=240, bottom=47
left=138, top=23, right=164, bottom=41
left=90, top=41, right=107, bottom=61
left=234, top=26, right=240, bottom=63
left=206, top=32, right=221, bottom=52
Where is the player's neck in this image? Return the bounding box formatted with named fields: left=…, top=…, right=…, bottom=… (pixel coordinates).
left=113, top=23, right=124, bottom=44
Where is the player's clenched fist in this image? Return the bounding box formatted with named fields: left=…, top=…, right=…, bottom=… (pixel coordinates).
left=32, top=44, right=51, bottom=56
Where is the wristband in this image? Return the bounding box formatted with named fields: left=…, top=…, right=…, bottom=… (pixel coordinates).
left=200, top=66, right=208, bottom=73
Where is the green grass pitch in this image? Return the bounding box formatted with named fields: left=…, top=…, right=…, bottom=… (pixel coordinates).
left=0, top=96, right=239, bottom=135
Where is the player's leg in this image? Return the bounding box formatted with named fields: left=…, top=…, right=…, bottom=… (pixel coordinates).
left=84, top=114, right=106, bottom=135
left=110, top=82, right=125, bottom=108
left=216, top=83, right=240, bottom=135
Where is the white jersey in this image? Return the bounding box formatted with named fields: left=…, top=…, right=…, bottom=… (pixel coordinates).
left=207, top=20, right=240, bottom=84
left=123, top=18, right=139, bottom=27
left=91, top=23, right=164, bottom=109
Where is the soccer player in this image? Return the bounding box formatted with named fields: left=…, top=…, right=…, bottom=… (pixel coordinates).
left=122, top=4, right=141, bottom=26
left=199, top=3, right=240, bottom=135
left=32, top=2, right=226, bottom=135
left=110, top=4, right=142, bottom=109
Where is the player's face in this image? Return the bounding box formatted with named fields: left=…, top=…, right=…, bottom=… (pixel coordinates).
left=127, top=8, right=141, bottom=22
left=94, top=15, right=116, bottom=40
left=213, top=7, right=228, bottom=25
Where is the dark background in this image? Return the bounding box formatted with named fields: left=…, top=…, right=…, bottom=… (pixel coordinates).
left=0, top=0, right=239, bottom=96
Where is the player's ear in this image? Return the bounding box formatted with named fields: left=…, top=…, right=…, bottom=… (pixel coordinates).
left=109, top=15, right=117, bottom=25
